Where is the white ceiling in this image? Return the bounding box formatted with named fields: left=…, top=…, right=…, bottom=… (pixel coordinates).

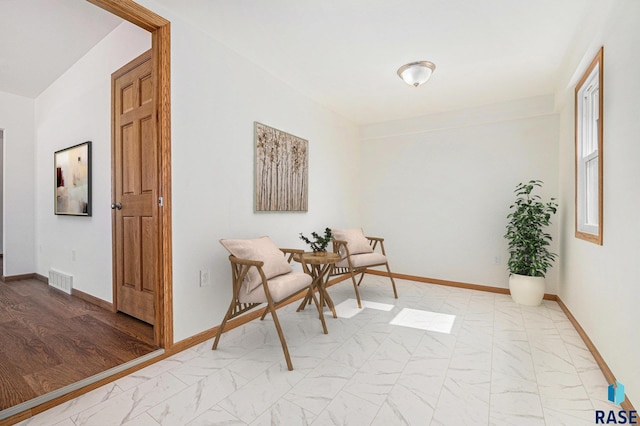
left=153, top=0, right=597, bottom=124
left=2, top=0, right=597, bottom=124
left=0, top=0, right=122, bottom=98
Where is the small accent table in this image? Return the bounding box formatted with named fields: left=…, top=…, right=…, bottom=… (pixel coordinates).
left=293, top=252, right=340, bottom=332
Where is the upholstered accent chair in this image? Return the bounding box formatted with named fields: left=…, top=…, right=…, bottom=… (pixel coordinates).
left=215, top=236, right=323, bottom=371
left=329, top=228, right=398, bottom=308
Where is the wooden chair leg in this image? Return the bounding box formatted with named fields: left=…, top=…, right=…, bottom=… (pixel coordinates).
left=309, top=289, right=328, bottom=334
left=260, top=307, right=269, bottom=320
left=349, top=270, right=362, bottom=308
left=386, top=263, right=398, bottom=299
left=212, top=303, right=235, bottom=350
left=267, top=302, right=294, bottom=371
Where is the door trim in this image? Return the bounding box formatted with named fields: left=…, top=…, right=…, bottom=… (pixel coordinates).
left=90, top=0, right=172, bottom=348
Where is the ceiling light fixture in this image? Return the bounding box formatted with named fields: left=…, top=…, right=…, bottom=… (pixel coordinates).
left=397, top=61, right=436, bottom=87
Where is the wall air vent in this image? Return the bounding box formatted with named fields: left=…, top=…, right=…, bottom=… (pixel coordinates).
left=48, top=269, right=73, bottom=294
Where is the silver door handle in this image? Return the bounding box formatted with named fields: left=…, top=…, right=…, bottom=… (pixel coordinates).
left=111, top=202, right=122, bottom=210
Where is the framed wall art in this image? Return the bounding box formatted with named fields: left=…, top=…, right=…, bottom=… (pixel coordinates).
left=255, top=122, right=308, bottom=211
left=54, top=141, right=92, bottom=216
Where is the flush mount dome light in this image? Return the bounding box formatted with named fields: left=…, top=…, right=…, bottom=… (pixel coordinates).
left=397, top=61, right=436, bottom=87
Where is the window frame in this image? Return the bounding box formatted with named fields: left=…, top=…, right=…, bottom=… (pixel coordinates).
left=575, top=47, right=604, bottom=245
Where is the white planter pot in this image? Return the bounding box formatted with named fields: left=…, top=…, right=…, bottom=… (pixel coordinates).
left=509, top=273, right=545, bottom=306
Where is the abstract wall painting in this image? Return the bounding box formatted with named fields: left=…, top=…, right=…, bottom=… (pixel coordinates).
left=54, top=141, right=92, bottom=216
left=255, top=122, right=308, bottom=211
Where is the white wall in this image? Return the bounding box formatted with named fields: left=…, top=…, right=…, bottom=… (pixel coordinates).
left=0, top=130, right=3, bottom=255
left=359, top=96, right=560, bottom=292
left=556, top=0, right=640, bottom=405
left=35, top=22, right=151, bottom=301
left=169, top=16, right=361, bottom=341
left=121, top=1, right=362, bottom=341
left=0, top=91, right=35, bottom=275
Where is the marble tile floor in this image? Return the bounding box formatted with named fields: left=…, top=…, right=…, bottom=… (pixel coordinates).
left=17, top=276, right=618, bottom=425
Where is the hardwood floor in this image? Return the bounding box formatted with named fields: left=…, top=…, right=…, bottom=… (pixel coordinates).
left=0, top=274, right=157, bottom=410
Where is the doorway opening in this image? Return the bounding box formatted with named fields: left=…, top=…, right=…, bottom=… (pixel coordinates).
left=0, top=0, right=172, bottom=422
left=88, top=0, right=173, bottom=348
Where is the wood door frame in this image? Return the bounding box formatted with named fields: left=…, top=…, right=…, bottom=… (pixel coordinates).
left=89, top=0, right=173, bottom=348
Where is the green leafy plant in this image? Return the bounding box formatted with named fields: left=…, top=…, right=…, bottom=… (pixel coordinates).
left=504, top=180, right=558, bottom=277
left=299, top=228, right=332, bottom=253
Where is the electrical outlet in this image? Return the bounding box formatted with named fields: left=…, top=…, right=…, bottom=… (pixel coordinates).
left=200, top=270, right=210, bottom=287
left=493, top=255, right=501, bottom=265
left=72, top=249, right=77, bottom=261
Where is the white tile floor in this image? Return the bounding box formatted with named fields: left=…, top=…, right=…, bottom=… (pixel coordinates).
left=17, top=276, right=617, bottom=425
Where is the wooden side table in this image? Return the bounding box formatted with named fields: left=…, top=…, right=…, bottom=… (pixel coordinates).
left=293, top=252, right=340, bottom=333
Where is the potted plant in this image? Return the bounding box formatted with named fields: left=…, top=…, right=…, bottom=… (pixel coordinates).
left=299, top=228, right=332, bottom=255
left=504, top=180, right=558, bottom=306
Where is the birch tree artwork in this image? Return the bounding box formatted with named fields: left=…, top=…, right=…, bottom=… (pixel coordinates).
left=255, top=122, right=308, bottom=211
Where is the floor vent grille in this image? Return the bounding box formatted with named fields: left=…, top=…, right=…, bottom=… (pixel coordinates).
left=48, top=269, right=73, bottom=294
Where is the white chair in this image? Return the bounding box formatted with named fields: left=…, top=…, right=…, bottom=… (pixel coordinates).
left=329, top=228, right=398, bottom=308
left=214, top=236, right=324, bottom=370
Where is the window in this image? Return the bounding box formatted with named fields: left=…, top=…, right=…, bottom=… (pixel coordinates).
left=575, top=47, right=604, bottom=245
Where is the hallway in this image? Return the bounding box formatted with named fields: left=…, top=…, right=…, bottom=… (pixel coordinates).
left=0, top=276, right=157, bottom=411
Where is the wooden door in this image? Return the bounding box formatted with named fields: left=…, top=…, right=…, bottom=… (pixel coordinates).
left=112, top=50, right=158, bottom=325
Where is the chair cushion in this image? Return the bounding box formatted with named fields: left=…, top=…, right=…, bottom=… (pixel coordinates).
left=238, top=272, right=312, bottom=304
left=220, top=236, right=292, bottom=293
left=336, top=252, right=387, bottom=269
left=331, top=228, right=373, bottom=256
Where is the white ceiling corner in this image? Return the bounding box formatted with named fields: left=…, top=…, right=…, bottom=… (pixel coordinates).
left=0, top=0, right=123, bottom=98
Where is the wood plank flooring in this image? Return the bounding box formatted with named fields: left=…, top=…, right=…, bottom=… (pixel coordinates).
left=0, top=275, right=157, bottom=410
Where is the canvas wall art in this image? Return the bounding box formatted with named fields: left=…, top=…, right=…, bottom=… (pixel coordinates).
left=255, top=122, right=308, bottom=211
left=55, top=141, right=92, bottom=216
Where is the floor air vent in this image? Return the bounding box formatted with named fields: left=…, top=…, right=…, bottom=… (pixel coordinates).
left=49, top=269, right=73, bottom=294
